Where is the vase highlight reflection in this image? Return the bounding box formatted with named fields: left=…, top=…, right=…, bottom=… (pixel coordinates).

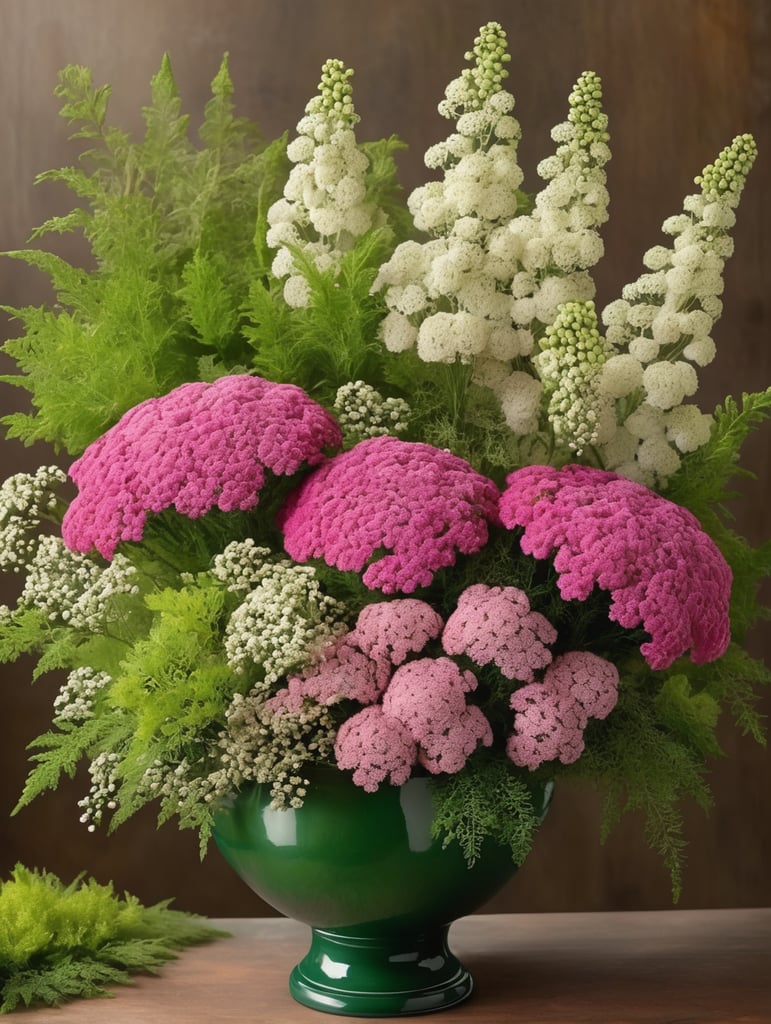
left=213, top=765, right=552, bottom=1016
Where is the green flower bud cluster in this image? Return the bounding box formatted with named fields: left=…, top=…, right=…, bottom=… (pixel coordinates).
left=536, top=300, right=613, bottom=452
left=695, top=133, right=757, bottom=206
left=568, top=70, right=609, bottom=148
left=308, top=58, right=359, bottom=128
left=440, top=21, right=511, bottom=117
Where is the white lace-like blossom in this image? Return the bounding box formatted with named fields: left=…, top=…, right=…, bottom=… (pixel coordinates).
left=507, top=70, right=610, bottom=328
left=224, top=561, right=347, bottom=683
left=372, top=24, right=522, bottom=324
left=0, top=466, right=66, bottom=572
left=54, top=667, right=112, bottom=723
left=266, top=59, right=379, bottom=307
left=211, top=539, right=283, bottom=593
left=212, top=688, right=336, bottom=809
left=333, top=380, right=411, bottom=440
left=373, top=55, right=613, bottom=439
left=598, top=134, right=757, bottom=482
left=78, top=751, right=120, bottom=832
left=19, top=536, right=138, bottom=628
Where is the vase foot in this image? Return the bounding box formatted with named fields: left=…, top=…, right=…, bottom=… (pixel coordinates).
left=288, top=925, right=473, bottom=1017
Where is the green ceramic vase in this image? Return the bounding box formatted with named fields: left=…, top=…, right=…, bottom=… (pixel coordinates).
left=212, top=764, right=551, bottom=1017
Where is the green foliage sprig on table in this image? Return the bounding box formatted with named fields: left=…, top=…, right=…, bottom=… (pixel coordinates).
left=0, top=23, right=769, bottom=901
left=0, top=864, right=227, bottom=1014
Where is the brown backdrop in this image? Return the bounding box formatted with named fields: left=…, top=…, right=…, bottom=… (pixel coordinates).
left=1, top=0, right=769, bottom=916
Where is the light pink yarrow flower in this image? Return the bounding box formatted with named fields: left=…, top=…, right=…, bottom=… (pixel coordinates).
left=353, top=599, right=444, bottom=665
left=269, top=635, right=391, bottom=711
left=507, top=687, right=587, bottom=769
left=382, top=657, right=493, bottom=775
left=507, top=650, right=620, bottom=770
left=279, top=437, right=500, bottom=593
left=62, top=375, right=342, bottom=559
left=334, top=706, right=417, bottom=792
left=499, top=464, right=732, bottom=670
left=442, top=583, right=557, bottom=682
left=543, top=650, right=620, bottom=719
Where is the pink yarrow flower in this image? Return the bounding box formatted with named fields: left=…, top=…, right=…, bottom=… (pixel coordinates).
left=62, top=375, right=342, bottom=559
left=382, top=657, right=493, bottom=774
left=353, top=599, right=444, bottom=665
left=334, top=706, right=417, bottom=792
left=279, top=437, right=500, bottom=593
left=507, top=688, right=587, bottom=768
left=507, top=650, right=620, bottom=769
left=499, top=464, right=732, bottom=670
left=269, top=635, right=392, bottom=711
left=442, top=583, right=557, bottom=682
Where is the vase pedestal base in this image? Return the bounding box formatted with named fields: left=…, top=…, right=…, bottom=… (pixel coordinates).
left=288, top=925, right=472, bottom=1017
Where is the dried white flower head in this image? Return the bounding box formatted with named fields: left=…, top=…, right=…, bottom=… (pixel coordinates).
left=19, top=536, right=138, bottom=628
left=54, top=667, right=112, bottom=723
left=216, top=687, right=336, bottom=808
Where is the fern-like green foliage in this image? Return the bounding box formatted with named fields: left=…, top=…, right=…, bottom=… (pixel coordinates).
left=430, top=753, right=550, bottom=866
left=1, top=55, right=290, bottom=453
left=245, top=229, right=399, bottom=408
left=0, top=864, right=227, bottom=1013
left=1, top=56, right=411, bottom=456
left=666, top=389, right=771, bottom=641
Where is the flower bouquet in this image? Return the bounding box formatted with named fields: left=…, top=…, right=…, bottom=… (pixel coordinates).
left=1, top=21, right=769, bottom=918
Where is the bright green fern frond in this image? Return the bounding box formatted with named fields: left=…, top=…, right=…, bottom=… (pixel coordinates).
left=0, top=866, right=226, bottom=1013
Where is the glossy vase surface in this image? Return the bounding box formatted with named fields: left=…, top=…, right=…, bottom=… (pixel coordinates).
left=212, top=764, right=551, bottom=1016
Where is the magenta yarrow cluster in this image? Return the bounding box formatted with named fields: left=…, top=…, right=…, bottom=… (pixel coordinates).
left=280, top=436, right=501, bottom=593
left=269, top=589, right=619, bottom=787
left=62, top=376, right=342, bottom=559
left=499, top=464, right=732, bottom=670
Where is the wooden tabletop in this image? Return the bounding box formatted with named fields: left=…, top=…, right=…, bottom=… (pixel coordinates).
left=11, top=909, right=771, bottom=1022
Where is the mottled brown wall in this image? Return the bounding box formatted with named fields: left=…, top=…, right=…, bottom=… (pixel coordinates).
left=1, top=0, right=769, bottom=915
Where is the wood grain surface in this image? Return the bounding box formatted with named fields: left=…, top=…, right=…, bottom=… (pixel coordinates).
left=0, top=0, right=769, bottom=915
left=9, top=910, right=771, bottom=1023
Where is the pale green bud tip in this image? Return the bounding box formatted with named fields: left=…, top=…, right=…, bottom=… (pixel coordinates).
left=695, top=133, right=757, bottom=201
left=316, top=58, right=358, bottom=123
left=543, top=300, right=601, bottom=346
left=465, top=21, right=511, bottom=100
left=568, top=71, right=609, bottom=144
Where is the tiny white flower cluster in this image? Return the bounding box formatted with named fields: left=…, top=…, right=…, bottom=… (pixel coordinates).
left=20, top=536, right=138, bottom=628
left=53, top=666, right=111, bottom=723
left=224, top=561, right=347, bottom=684
left=0, top=466, right=66, bottom=572
left=141, top=756, right=226, bottom=812
left=597, top=134, right=757, bottom=483
left=534, top=300, right=615, bottom=453
left=78, top=751, right=119, bottom=832
left=333, top=380, right=411, bottom=440
left=508, top=70, right=610, bottom=323
left=211, top=538, right=283, bottom=593
left=372, top=25, right=526, bottom=373
left=215, top=687, right=336, bottom=809
left=373, top=47, right=612, bottom=441
left=266, top=58, right=378, bottom=308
